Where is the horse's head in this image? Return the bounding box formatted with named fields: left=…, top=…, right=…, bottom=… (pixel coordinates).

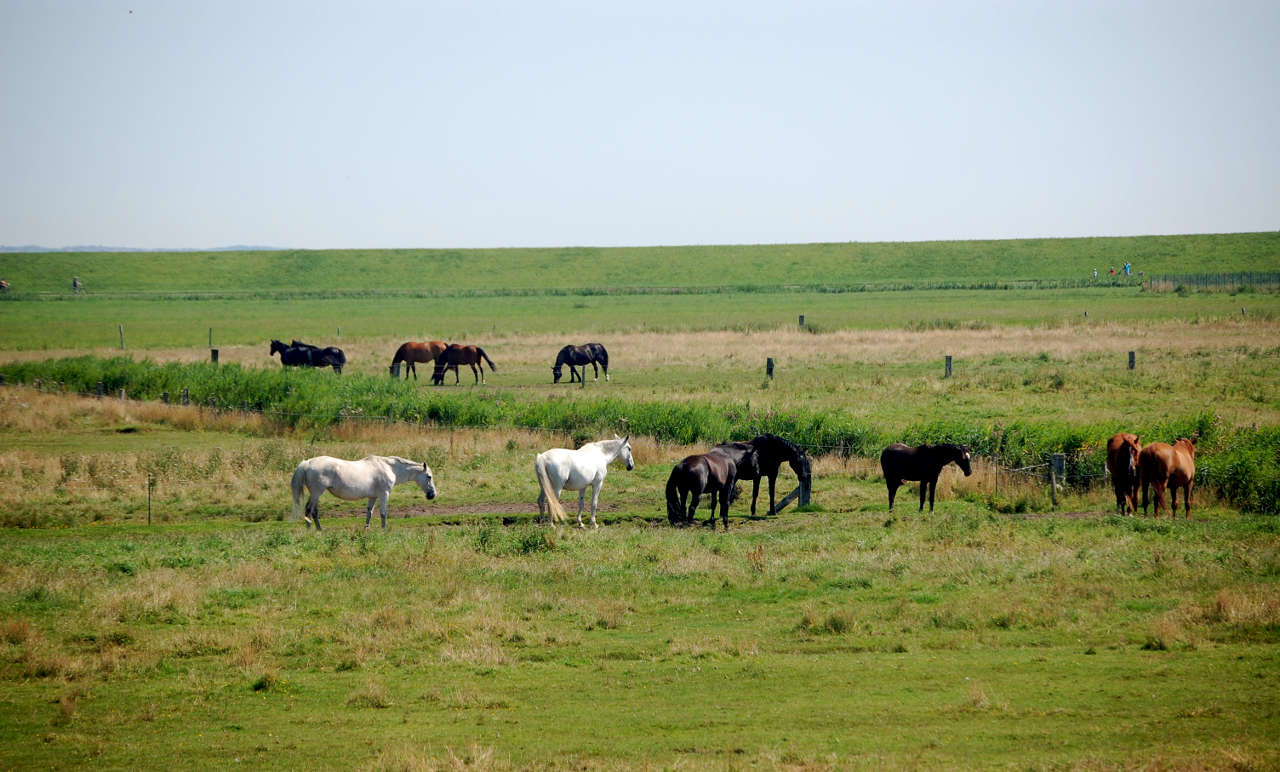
left=618, top=436, right=634, bottom=471
left=790, top=448, right=812, bottom=483
left=954, top=445, right=973, bottom=476
left=269, top=339, right=285, bottom=356
left=416, top=463, right=436, bottom=500
left=552, top=365, right=563, bottom=383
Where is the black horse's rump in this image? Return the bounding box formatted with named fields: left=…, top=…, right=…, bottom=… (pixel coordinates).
left=665, top=451, right=739, bottom=530
left=552, top=343, right=609, bottom=383
left=269, top=339, right=346, bottom=372
left=879, top=442, right=972, bottom=512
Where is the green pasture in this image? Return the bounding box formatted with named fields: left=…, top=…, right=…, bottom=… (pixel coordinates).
left=1, top=506, right=1278, bottom=769
left=0, top=286, right=1276, bottom=351
left=1, top=234, right=1278, bottom=767
left=1, top=231, right=1277, bottom=295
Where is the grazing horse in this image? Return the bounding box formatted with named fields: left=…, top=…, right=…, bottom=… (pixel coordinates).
left=552, top=343, right=610, bottom=383
left=666, top=451, right=740, bottom=530
left=391, top=341, right=447, bottom=379
left=270, top=339, right=346, bottom=372
left=746, top=434, right=812, bottom=516
left=431, top=343, right=497, bottom=385
left=1139, top=438, right=1196, bottom=518
left=290, top=455, right=436, bottom=530
left=710, top=442, right=761, bottom=518
left=879, top=442, right=973, bottom=512
left=1106, top=433, right=1142, bottom=515
left=534, top=436, right=634, bottom=528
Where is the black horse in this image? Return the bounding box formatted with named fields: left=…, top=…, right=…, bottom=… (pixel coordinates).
left=665, top=451, right=739, bottom=530
left=879, top=442, right=972, bottom=512
left=709, top=442, right=761, bottom=521
left=270, top=339, right=346, bottom=372
left=552, top=343, right=609, bottom=384
left=746, top=434, right=812, bottom=516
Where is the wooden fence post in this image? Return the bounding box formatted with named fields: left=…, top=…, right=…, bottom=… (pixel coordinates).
left=210, top=348, right=219, bottom=364
left=1050, top=453, right=1066, bottom=509
left=118, top=324, right=125, bottom=349
left=182, top=388, right=190, bottom=406
left=798, top=314, right=805, bottom=327
left=945, top=355, right=953, bottom=378
left=766, top=358, right=774, bottom=379
left=1128, top=351, right=1135, bottom=370
left=96, top=382, right=104, bottom=399
left=161, top=392, right=169, bottom=404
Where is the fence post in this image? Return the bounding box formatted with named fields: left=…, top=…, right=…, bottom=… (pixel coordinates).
left=798, top=314, right=805, bottom=327
left=210, top=348, right=219, bottom=364
left=1128, top=351, right=1135, bottom=370
left=161, top=392, right=169, bottom=404
left=96, top=382, right=104, bottom=399
left=944, top=355, right=953, bottom=378
left=182, top=388, right=189, bottom=406
left=118, top=324, right=125, bottom=349
left=118, top=388, right=126, bottom=400
left=766, top=358, right=774, bottom=379
left=1050, top=453, right=1066, bottom=509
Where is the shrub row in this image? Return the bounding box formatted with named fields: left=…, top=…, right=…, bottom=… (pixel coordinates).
left=3, top=357, right=1276, bottom=513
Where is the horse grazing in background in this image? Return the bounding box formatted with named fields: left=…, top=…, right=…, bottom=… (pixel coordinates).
left=391, top=341, right=447, bottom=379
left=431, top=343, right=497, bottom=385
left=1106, top=433, right=1142, bottom=515
left=270, top=339, right=346, bottom=372
left=879, top=442, right=972, bottom=513
left=552, top=343, right=610, bottom=383
left=290, top=455, right=436, bottom=530
left=1139, top=438, right=1196, bottom=518
left=534, top=436, right=634, bottom=528
left=747, top=434, right=812, bottom=516
left=666, top=451, right=740, bottom=530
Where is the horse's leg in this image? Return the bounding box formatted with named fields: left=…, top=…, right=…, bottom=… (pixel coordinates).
left=704, top=491, right=717, bottom=528
left=365, top=497, right=376, bottom=529
left=1184, top=481, right=1192, bottom=518
left=919, top=479, right=928, bottom=512
left=750, top=476, right=760, bottom=517
left=537, top=488, right=546, bottom=520
left=1153, top=480, right=1167, bottom=517
left=1170, top=486, right=1178, bottom=519
left=589, top=481, right=601, bottom=529
left=720, top=483, right=731, bottom=530
left=928, top=474, right=938, bottom=512
left=308, top=491, right=322, bottom=531
left=379, top=490, right=390, bottom=529
left=768, top=473, right=777, bottom=515
left=591, top=361, right=599, bottom=381
left=689, top=492, right=700, bottom=525
left=886, top=479, right=899, bottom=512
left=576, top=489, right=587, bottom=529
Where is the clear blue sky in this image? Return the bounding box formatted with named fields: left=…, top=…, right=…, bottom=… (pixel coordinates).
left=2, top=0, right=1277, bottom=249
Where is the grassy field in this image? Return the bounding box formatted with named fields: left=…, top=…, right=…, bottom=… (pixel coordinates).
left=1, top=235, right=1278, bottom=767
left=1, top=231, right=1277, bottom=295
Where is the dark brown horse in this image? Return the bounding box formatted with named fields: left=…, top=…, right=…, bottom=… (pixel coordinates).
left=665, top=451, right=739, bottom=530
left=1105, top=433, right=1142, bottom=515
left=746, top=434, right=811, bottom=516
left=431, top=344, right=497, bottom=385
left=1139, top=438, right=1196, bottom=518
left=709, top=442, right=761, bottom=520
left=391, top=341, right=447, bottom=379
left=552, top=343, right=610, bottom=383
left=270, top=339, right=346, bottom=372
left=880, top=442, right=972, bottom=512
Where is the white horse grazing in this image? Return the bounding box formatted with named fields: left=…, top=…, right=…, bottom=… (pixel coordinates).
left=535, top=436, right=634, bottom=528
left=290, top=455, right=436, bottom=530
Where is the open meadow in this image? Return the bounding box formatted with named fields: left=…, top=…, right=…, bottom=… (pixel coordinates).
left=0, top=236, right=1278, bottom=768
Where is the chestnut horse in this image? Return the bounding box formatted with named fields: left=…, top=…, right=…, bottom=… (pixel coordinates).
left=391, top=341, right=447, bottom=379
left=666, top=451, right=739, bottom=530
left=1139, top=438, right=1196, bottom=518
left=1105, top=433, right=1142, bottom=515
left=880, top=442, right=972, bottom=512
left=431, top=343, right=497, bottom=385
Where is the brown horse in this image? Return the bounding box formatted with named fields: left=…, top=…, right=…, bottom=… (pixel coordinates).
left=665, top=451, right=739, bottom=530
left=391, top=341, right=447, bottom=379
left=1139, top=438, right=1196, bottom=518
left=431, top=343, right=497, bottom=385
left=879, top=442, right=972, bottom=512
left=1105, top=433, right=1142, bottom=515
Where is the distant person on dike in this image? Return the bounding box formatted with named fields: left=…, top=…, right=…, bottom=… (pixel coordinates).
left=0, top=279, right=9, bottom=292
left=72, top=276, right=82, bottom=294
left=1092, top=268, right=1098, bottom=279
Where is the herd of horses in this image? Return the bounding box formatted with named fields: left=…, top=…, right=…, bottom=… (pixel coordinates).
left=1105, top=432, right=1197, bottom=518
left=288, top=430, right=1200, bottom=530
left=273, top=339, right=608, bottom=387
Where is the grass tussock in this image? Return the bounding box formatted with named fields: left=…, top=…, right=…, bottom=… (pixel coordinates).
left=346, top=679, right=393, bottom=709
left=363, top=742, right=507, bottom=771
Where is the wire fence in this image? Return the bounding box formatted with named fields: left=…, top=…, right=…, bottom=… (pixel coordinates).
left=1143, top=272, right=1280, bottom=293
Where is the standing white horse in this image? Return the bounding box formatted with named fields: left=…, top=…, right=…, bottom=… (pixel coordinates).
left=535, top=436, right=634, bottom=528
left=290, top=455, right=436, bottom=530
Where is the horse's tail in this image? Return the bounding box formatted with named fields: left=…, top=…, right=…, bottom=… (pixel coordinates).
left=666, top=467, right=685, bottom=524
left=535, top=453, right=566, bottom=524
left=478, top=347, right=497, bottom=372
left=290, top=464, right=307, bottom=522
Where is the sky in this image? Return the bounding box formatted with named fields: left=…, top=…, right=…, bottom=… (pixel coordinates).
left=1, top=0, right=1277, bottom=250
